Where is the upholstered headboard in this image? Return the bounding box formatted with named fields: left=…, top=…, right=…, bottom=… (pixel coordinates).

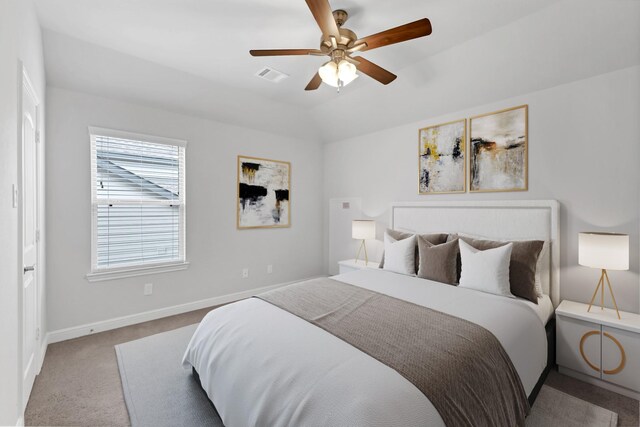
left=390, top=200, right=560, bottom=306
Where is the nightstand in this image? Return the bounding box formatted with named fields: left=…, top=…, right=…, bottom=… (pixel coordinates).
left=337, top=259, right=380, bottom=274
left=556, top=300, right=640, bottom=400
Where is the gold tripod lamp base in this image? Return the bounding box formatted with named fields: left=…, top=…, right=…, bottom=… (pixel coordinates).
left=587, top=269, right=621, bottom=320
left=352, top=219, right=375, bottom=265
left=355, top=239, right=369, bottom=265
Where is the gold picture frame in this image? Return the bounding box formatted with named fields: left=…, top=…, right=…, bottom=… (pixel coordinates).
left=237, top=155, right=291, bottom=229
left=418, top=118, right=467, bottom=195
left=469, top=104, right=528, bottom=193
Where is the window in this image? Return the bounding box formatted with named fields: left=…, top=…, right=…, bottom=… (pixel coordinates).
left=87, top=127, right=186, bottom=281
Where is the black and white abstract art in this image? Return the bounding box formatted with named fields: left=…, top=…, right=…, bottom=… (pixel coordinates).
left=470, top=105, right=528, bottom=192
left=418, top=119, right=466, bottom=194
left=237, top=156, right=290, bottom=228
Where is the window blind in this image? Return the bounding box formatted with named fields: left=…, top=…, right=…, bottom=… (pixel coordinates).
left=90, top=129, right=186, bottom=271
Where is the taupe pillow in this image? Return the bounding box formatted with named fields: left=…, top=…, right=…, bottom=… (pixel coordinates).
left=417, top=236, right=459, bottom=285
left=379, top=229, right=448, bottom=272
left=454, top=235, right=543, bottom=304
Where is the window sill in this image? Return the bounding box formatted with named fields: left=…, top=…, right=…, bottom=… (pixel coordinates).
left=86, top=261, right=190, bottom=282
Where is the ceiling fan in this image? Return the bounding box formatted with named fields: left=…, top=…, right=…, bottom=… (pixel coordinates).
left=249, top=0, right=432, bottom=91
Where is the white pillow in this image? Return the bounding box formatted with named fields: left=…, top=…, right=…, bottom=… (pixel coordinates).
left=458, top=240, right=514, bottom=298
left=383, top=232, right=416, bottom=275
left=459, top=232, right=549, bottom=297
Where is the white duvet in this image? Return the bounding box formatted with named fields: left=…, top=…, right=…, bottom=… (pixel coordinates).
left=182, top=269, right=548, bottom=427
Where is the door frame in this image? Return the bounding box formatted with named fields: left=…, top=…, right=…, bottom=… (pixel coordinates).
left=18, top=63, right=44, bottom=412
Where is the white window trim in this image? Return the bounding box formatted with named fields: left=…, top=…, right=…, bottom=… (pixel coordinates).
left=88, top=126, right=187, bottom=147
left=87, top=126, right=187, bottom=281
left=86, top=261, right=190, bottom=282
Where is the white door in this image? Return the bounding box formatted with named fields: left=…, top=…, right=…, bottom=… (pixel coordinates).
left=21, top=70, right=39, bottom=409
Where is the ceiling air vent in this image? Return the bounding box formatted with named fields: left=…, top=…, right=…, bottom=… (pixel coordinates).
left=255, top=67, right=289, bottom=83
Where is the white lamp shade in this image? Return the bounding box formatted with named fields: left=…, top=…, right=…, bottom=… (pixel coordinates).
left=579, top=232, right=629, bottom=270
left=319, top=61, right=338, bottom=87
left=352, top=220, right=376, bottom=240
left=337, top=60, right=358, bottom=85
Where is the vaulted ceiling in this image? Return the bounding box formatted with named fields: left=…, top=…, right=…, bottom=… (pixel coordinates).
left=36, top=0, right=640, bottom=142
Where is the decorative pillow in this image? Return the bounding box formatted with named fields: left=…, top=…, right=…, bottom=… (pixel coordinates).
left=417, top=236, right=459, bottom=285
left=382, top=232, right=416, bottom=275
left=379, top=229, right=448, bottom=271
left=457, top=232, right=549, bottom=297
left=458, top=240, right=513, bottom=298
left=534, top=241, right=550, bottom=297
left=452, top=234, right=544, bottom=303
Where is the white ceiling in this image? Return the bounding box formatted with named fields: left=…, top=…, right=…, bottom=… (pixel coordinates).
left=36, top=0, right=559, bottom=107
left=35, top=0, right=640, bottom=142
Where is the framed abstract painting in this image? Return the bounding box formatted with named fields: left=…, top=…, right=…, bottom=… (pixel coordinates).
left=469, top=105, right=528, bottom=192
left=237, top=156, right=290, bottom=229
left=418, top=119, right=466, bottom=194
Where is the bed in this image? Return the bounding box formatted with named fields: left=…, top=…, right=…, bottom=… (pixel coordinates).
left=183, top=200, right=560, bottom=427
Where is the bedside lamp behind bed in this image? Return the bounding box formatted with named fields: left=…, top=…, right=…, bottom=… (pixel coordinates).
left=352, top=220, right=376, bottom=265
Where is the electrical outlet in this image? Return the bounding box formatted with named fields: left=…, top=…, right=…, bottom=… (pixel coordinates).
left=144, top=283, right=153, bottom=295
left=267, top=264, right=273, bottom=274
left=242, top=268, right=249, bottom=279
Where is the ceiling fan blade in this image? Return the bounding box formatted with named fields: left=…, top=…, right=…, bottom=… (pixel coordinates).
left=305, top=72, right=323, bottom=91
left=250, top=49, right=324, bottom=56
left=355, top=57, right=397, bottom=85
left=305, top=0, right=341, bottom=39
left=355, top=18, right=432, bottom=52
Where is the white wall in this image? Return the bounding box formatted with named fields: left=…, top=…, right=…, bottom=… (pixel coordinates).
left=324, top=66, right=640, bottom=313
left=46, top=87, right=324, bottom=332
left=0, top=0, right=46, bottom=424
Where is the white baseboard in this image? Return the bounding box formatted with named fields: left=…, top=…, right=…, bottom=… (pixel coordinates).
left=37, top=333, right=48, bottom=374
left=16, top=416, right=24, bottom=426
left=47, top=276, right=325, bottom=344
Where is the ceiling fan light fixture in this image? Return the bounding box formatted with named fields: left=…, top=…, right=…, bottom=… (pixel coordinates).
left=318, top=59, right=358, bottom=89
left=319, top=60, right=339, bottom=87
left=337, top=59, right=357, bottom=84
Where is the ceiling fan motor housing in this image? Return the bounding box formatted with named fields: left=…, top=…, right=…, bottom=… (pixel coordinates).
left=320, top=27, right=357, bottom=55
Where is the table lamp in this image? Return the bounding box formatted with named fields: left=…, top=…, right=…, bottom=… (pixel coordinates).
left=352, top=220, right=376, bottom=264
left=579, top=232, right=629, bottom=319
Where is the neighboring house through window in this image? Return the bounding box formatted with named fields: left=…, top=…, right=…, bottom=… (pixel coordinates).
left=87, top=127, right=187, bottom=281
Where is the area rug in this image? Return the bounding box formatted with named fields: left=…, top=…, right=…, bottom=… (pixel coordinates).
left=527, top=385, right=618, bottom=427
left=115, top=324, right=223, bottom=427
left=116, top=324, right=619, bottom=427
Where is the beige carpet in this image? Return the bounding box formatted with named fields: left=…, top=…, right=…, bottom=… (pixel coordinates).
left=25, top=307, right=640, bottom=427
left=25, top=307, right=215, bottom=426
